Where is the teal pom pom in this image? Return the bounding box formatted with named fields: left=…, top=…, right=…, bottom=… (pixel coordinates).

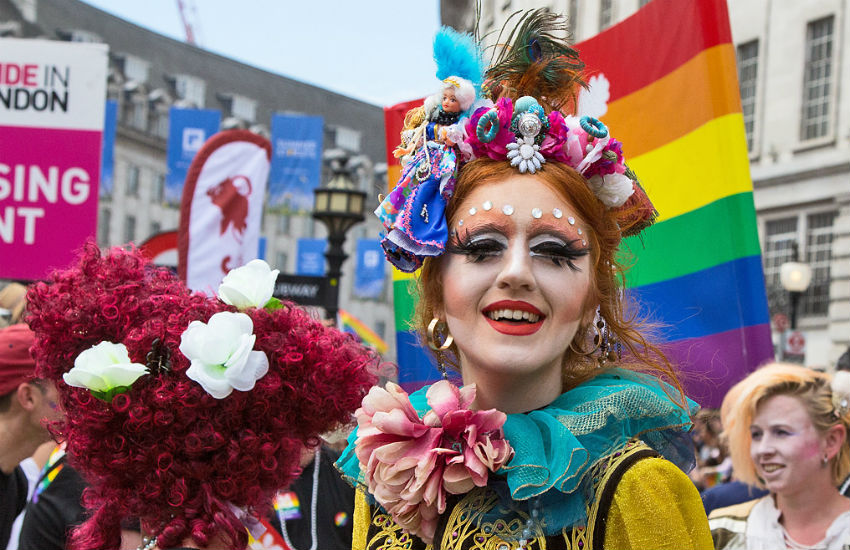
left=433, top=27, right=485, bottom=89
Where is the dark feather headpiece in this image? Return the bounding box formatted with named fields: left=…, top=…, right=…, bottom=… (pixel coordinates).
left=485, top=9, right=586, bottom=112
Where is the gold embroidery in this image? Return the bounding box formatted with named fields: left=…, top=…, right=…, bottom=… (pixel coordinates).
left=362, top=441, right=652, bottom=550
left=367, top=511, right=423, bottom=550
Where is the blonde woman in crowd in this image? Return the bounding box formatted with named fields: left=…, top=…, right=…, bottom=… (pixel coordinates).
left=709, top=362, right=850, bottom=549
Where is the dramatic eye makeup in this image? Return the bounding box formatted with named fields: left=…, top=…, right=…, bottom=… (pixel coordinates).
left=447, top=222, right=589, bottom=270
left=446, top=225, right=508, bottom=263
left=528, top=234, right=589, bottom=270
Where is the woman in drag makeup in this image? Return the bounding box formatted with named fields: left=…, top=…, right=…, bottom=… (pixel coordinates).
left=338, top=10, right=712, bottom=550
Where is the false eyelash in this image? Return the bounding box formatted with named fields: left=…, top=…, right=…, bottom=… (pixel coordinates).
left=530, top=240, right=589, bottom=271
left=446, top=231, right=505, bottom=262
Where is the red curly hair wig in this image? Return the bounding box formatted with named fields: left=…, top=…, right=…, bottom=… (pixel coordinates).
left=26, top=243, right=377, bottom=550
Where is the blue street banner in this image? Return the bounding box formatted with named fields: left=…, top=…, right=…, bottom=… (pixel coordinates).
left=166, top=106, right=220, bottom=204
left=269, top=113, right=324, bottom=212
left=296, top=238, right=327, bottom=276
left=354, top=239, right=385, bottom=299
left=99, top=99, right=117, bottom=196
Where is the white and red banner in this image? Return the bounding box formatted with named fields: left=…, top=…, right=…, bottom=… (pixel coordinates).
left=0, top=38, right=108, bottom=280
left=178, top=130, right=271, bottom=294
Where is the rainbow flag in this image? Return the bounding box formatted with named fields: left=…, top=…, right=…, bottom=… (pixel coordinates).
left=384, top=0, right=772, bottom=403
left=339, top=309, right=389, bottom=355
left=384, top=100, right=442, bottom=390
left=578, top=0, right=772, bottom=406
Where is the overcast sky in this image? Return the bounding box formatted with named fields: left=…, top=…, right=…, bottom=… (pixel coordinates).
left=79, top=0, right=441, bottom=106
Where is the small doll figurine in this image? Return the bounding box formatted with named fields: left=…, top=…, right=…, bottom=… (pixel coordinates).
left=395, top=76, right=477, bottom=161
left=377, top=27, right=485, bottom=272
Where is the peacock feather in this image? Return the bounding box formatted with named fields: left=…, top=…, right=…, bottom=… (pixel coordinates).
left=485, top=9, right=585, bottom=112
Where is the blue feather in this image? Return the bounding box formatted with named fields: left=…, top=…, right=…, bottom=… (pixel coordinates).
left=433, top=27, right=485, bottom=89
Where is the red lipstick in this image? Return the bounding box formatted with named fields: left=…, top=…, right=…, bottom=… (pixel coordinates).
left=482, top=300, right=545, bottom=336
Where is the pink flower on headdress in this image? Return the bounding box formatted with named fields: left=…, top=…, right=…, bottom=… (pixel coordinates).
left=584, top=138, right=626, bottom=178
left=355, top=381, right=513, bottom=544
left=539, top=111, right=570, bottom=164
left=557, top=115, right=586, bottom=167
left=465, top=97, right=515, bottom=160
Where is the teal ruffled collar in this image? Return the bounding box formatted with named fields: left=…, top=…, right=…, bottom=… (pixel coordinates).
left=337, top=367, right=698, bottom=534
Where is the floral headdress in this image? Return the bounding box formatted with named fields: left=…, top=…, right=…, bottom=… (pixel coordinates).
left=25, top=245, right=377, bottom=550
left=376, top=10, right=657, bottom=272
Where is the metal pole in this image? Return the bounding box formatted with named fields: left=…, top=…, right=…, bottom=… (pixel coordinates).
left=323, top=231, right=347, bottom=322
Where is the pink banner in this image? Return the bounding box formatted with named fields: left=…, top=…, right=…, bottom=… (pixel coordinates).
left=0, top=125, right=101, bottom=279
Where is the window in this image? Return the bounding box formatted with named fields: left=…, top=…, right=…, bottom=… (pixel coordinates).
left=98, top=208, right=111, bottom=247
left=154, top=173, right=165, bottom=203
left=231, top=95, right=257, bottom=122
left=375, top=320, right=386, bottom=340
left=762, top=211, right=835, bottom=320
left=173, top=74, right=206, bottom=108
left=568, top=0, right=579, bottom=35
left=599, top=0, right=614, bottom=31
left=803, top=211, right=835, bottom=316
left=124, top=215, right=136, bottom=243
left=278, top=214, right=290, bottom=235
left=800, top=16, right=834, bottom=141
left=737, top=40, right=759, bottom=152
left=275, top=252, right=288, bottom=272
left=120, top=55, right=149, bottom=84
left=126, top=165, right=140, bottom=197
left=639, top=0, right=652, bottom=7
left=150, top=221, right=161, bottom=236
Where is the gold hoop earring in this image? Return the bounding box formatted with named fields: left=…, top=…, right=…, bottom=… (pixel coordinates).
left=569, top=318, right=602, bottom=357
left=427, top=318, right=453, bottom=351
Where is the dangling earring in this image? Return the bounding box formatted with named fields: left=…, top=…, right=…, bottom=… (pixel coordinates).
left=428, top=318, right=453, bottom=380
left=822, top=454, right=830, bottom=467
left=594, top=310, right=620, bottom=368
left=569, top=308, right=620, bottom=367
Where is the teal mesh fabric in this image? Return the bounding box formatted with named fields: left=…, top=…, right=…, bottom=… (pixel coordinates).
left=335, top=367, right=699, bottom=535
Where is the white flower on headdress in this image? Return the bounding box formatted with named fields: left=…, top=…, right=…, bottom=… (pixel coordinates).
left=64, top=342, right=148, bottom=400
left=218, top=259, right=280, bottom=310
left=587, top=172, right=635, bottom=208
left=180, top=311, right=269, bottom=399
left=576, top=137, right=610, bottom=175
left=832, top=371, right=850, bottom=416
left=507, top=136, right=545, bottom=174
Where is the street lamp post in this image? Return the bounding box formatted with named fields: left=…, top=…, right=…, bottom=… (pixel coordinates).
left=312, top=150, right=366, bottom=322
left=779, top=242, right=812, bottom=330
left=778, top=242, right=812, bottom=362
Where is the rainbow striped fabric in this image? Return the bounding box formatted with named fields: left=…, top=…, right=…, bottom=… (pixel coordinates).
left=340, top=309, right=389, bottom=355
left=383, top=0, right=772, bottom=405
left=578, top=0, right=772, bottom=406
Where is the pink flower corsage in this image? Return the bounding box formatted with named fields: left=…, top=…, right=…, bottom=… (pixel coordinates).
left=354, top=380, right=514, bottom=544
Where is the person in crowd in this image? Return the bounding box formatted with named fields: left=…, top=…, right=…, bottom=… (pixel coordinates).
left=5, top=441, right=53, bottom=550
left=691, top=408, right=731, bottom=491
left=16, top=442, right=89, bottom=550
left=25, top=244, right=377, bottom=550
left=0, top=284, right=27, bottom=328
left=709, top=362, right=850, bottom=549
left=265, top=443, right=355, bottom=550
left=337, top=11, right=711, bottom=549
left=0, top=324, right=60, bottom=550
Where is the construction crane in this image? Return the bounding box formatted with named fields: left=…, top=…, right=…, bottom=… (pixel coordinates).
left=175, top=0, right=200, bottom=46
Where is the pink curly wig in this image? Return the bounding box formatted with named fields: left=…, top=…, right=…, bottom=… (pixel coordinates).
left=26, top=243, right=378, bottom=550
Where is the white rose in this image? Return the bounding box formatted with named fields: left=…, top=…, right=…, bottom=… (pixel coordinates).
left=218, top=259, right=280, bottom=310
left=179, top=311, right=269, bottom=399
left=587, top=172, right=635, bottom=208
left=64, top=341, right=148, bottom=395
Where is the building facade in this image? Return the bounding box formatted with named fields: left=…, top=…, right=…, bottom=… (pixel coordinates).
left=450, top=0, right=849, bottom=368
left=1, top=0, right=397, bottom=360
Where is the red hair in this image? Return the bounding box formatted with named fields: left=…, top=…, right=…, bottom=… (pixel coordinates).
left=26, top=243, right=377, bottom=550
